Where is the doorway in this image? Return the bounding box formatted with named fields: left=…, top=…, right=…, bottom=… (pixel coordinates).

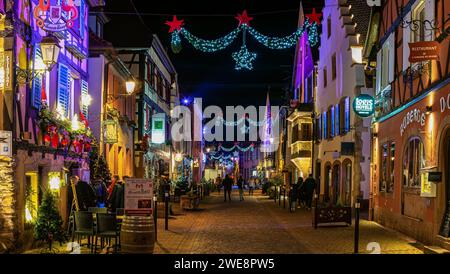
left=324, top=164, right=332, bottom=202
left=332, top=163, right=341, bottom=204
left=440, top=132, right=450, bottom=237
left=342, top=160, right=352, bottom=206
left=315, top=161, right=321, bottom=196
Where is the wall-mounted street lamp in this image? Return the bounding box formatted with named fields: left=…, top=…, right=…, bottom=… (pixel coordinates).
left=126, top=79, right=136, bottom=95
left=40, top=34, right=61, bottom=71
left=16, top=34, right=61, bottom=85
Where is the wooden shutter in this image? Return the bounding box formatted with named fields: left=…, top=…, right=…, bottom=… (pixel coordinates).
left=32, top=47, right=43, bottom=109
left=388, top=33, right=395, bottom=84
left=81, top=79, right=89, bottom=118
left=57, top=63, right=70, bottom=117
left=376, top=50, right=382, bottom=94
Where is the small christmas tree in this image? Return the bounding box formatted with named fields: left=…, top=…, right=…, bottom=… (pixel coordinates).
left=89, top=140, right=111, bottom=185
left=34, top=191, right=67, bottom=252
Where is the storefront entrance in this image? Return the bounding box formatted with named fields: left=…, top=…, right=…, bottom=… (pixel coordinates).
left=440, top=133, right=450, bottom=237
left=324, top=164, right=331, bottom=202
left=332, top=163, right=340, bottom=204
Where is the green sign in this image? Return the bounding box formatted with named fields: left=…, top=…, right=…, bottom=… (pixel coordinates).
left=353, top=94, right=375, bottom=118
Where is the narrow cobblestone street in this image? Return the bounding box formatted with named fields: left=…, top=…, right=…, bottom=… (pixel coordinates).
left=154, top=191, right=424, bottom=254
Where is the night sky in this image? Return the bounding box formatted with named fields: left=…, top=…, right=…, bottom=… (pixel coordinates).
left=103, top=0, right=324, bottom=109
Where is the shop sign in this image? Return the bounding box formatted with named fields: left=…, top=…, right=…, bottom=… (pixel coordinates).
left=33, top=0, right=79, bottom=32
left=124, top=178, right=153, bottom=216
left=102, top=119, right=118, bottom=144
left=428, top=172, right=442, bottom=183
left=420, top=172, right=437, bottom=198
left=151, top=113, right=166, bottom=144
left=0, top=130, right=12, bottom=157
left=353, top=94, right=375, bottom=117
left=0, top=51, right=13, bottom=92
left=400, top=108, right=426, bottom=136
left=408, top=41, right=440, bottom=63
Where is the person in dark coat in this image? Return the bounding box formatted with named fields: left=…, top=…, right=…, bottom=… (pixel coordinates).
left=237, top=176, right=244, bottom=201
left=290, top=181, right=299, bottom=212
left=109, top=180, right=124, bottom=212
left=297, top=176, right=305, bottom=208
left=304, top=174, right=317, bottom=210
left=92, top=180, right=108, bottom=207
left=222, top=175, right=233, bottom=202
left=68, top=178, right=96, bottom=211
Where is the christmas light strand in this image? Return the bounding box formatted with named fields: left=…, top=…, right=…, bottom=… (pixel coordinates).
left=180, top=27, right=242, bottom=52
left=170, top=20, right=319, bottom=70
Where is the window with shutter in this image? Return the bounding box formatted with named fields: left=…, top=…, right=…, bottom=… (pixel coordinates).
left=57, top=63, right=70, bottom=117
left=80, top=0, right=85, bottom=39
left=323, top=111, right=327, bottom=139
left=345, top=97, right=350, bottom=133
left=335, top=104, right=340, bottom=136
left=330, top=106, right=335, bottom=138
left=81, top=79, right=89, bottom=118
left=32, top=47, right=43, bottom=109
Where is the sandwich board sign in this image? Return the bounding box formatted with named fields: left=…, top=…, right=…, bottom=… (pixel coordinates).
left=124, top=178, right=153, bottom=216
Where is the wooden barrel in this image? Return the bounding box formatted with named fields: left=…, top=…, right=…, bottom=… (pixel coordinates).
left=120, top=216, right=155, bottom=254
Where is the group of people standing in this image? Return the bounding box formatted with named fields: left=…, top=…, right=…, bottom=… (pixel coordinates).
left=289, top=174, right=317, bottom=211
left=68, top=175, right=128, bottom=213
left=215, top=174, right=256, bottom=202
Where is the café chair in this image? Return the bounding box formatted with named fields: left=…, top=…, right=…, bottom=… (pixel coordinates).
left=73, top=211, right=96, bottom=253
left=95, top=213, right=120, bottom=253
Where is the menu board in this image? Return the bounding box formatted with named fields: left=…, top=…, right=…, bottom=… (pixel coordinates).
left=124, top=178, right=153, bottom=216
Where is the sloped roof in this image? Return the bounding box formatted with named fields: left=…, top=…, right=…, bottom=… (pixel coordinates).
left=347, top=0, right=372, bottom=46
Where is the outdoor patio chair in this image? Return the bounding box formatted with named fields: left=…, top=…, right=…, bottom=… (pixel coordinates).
left=95, top=213, right=120, bottom=253
left=73, top=211, right=95, bottom=253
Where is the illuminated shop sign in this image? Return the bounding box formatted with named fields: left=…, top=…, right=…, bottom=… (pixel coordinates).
left=33, top=0, right=79, bottom=32
left=151, top=113, right=166, bottom=144
left=400, top=108, right=426, bottom=136
left=353, top=94, right=375, bottom=117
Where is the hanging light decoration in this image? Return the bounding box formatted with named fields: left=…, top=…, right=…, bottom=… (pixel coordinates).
left=166, top=10, right=320, bottom=71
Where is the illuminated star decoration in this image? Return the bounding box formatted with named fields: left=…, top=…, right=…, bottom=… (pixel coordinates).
left=232, top=45, right=257, bottom=70
left=235, top=10, right=254, bottom=26
left=306, top=8, right=322, bottom=25
left=165, top=15, right=184, bottom=33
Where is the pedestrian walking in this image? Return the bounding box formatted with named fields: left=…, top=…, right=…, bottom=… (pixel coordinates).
left=109, top=178, right=124, bottom=212
left=92, top=180, right=108, bottom=207
left=297, top=176, right=305, bottom=208
left=237, top=175, right=245, bottom=201
left=222, top=174, right=233, bottom=202
left=289, top=180, right=299, bottom=212
left=248, top=177, right=255, bottom=196
left=215, top=176, right=222, bottom=195
left=304, top=174, right=317, bottom=210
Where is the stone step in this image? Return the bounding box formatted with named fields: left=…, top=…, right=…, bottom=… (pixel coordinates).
left=423, top=245, right=450, bottom=254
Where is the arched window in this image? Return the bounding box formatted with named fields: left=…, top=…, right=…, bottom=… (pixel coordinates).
left=403, top=137, right=425, bottom=188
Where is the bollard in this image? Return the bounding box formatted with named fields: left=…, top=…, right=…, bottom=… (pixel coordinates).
left=165, top=192, right=169, bottom=230
left=279, top=187, right=281, bottom=207
left=354, top=199, right=361, bottom=254
left=153, top=196, right=158, bottom=242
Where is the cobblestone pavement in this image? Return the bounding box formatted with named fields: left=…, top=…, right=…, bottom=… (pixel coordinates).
left=154, top=191, right=423, bottom=254
left=22, top=190, right=423, bottom=254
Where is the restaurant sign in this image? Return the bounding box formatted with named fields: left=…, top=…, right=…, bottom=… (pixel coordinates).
left=124, top=178, right=154, bottom=216
left=400, top=108, right=426, bottom=136
left=33, top=0, right=79, bottom=32
left=408, top=41, right=440, bottom=63
left=353, top=94, right=375, bottom=118
left=0, top=51, right=13, bottom=92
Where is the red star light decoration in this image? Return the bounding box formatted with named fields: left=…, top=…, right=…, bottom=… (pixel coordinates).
left=165, top=15, right=184, bottom=33
left=235, top=10, right=253, bottom=26
left=306, top=8, right=322, bottom=25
